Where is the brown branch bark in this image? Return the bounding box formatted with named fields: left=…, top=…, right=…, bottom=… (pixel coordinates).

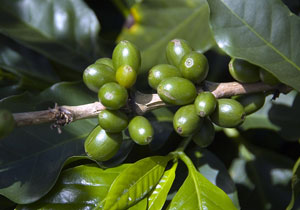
left=13, top=81, right=292, bottom=127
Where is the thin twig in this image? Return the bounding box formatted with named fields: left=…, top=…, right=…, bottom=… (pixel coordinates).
left=12, top=81, right=292, bottom=127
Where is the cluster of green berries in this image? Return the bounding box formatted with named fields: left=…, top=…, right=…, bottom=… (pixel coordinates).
left=148, top=39, right=270, bottom=148
left=83, top=40, right=154, bottom=162
left=82, top=38, right=277, bottom=162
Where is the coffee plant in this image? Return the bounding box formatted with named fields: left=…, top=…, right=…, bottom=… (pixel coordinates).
left=0, top=0, right=299, bottom=209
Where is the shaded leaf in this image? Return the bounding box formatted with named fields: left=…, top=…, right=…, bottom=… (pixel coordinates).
left=168, top=152, right=237, bottom=210
left=207, top=0, right=300, bottom=91
left=0, top=82, right=98, bottom=204
left=103, top=156, right=170, bottom=210
left=119, top=0, right=214, bottom=73
left=148, top=161, right=177, bottom=210
left=229, top=144, right=296, bottom=210
left=287, top=157, right=300, bottom=210
left=188, top=148, right=240, bottom=209
left=16, top=164, right=130, bottom=210
left=240, top=91, right=300, bottom=141
left=0, top=0, right=102, bottom=71
left=0, top=34, right=59, bottom=86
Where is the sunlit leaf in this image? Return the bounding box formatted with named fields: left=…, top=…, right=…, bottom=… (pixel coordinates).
left=103, top=156, right=170, bottom=210
left=207, top=0, right=300, bottom=91
left=16, top=164, right=130, bottom=210
left=119, top=0, right=214, bottom=73
left=148, top=161, right=177, bottom=210
left=168, top=152, right=237, bottom=210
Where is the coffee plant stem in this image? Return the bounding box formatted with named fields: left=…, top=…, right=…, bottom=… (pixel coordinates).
left=13, top=81, right=291, bottom=127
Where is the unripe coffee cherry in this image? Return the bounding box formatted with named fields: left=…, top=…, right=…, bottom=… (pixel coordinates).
left=259, top=68, right=280, bottom=85
left=112, top=40, right=141, bottom=73
left=84, top=125, right=122, bottom=162
left=148, top=64, right=181, bottom=90
left=234, top=92, right=265, bottom=115
left=157, top=77, right=197, bottom=105
left=192, top=118, right=215, bottom=148
left=83, top=63, right=115, bottom=92
left=166, top=39, right=192, bottom=67
left=0, top=109, right=15, bottom=138
left=95, top=58, right=114, bottom=69
left=211, top=99, right=245, bottom=128
left=98, top=82, right=128, bottom=110
left=128, top=116, right=154, bottom=145
left=116, top=64, right=137, bottom=89
left=98, top=110, right=128, bottom=133
left=179, top=51, right=208, bottom=84
left=228, top=58, right=260, bottom=83
left=194, top=91, right=217, bottom=117
left=173, top=105, right=203, bottom=137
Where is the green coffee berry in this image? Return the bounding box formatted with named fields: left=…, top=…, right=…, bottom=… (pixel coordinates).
left=234, top=92, right=265, bottom=115
left=166, top=39, right=192, bottom=67
left=157, top=77, right=197, bottom=105
left=95, top=58, right=114, bottom=69
left=128, top=116, right=154, bottom=145
left=259, top=68, right=280, bottom=85
left=0, top=109, right=15, bottom=138
left=210, top=98, right=245, bottom=128
left=83, top=63, right=115, bottom=92
left=194, top=91, right=217, bottom=117
left=116, top=64, right=137, bottom=89
left=84, top=125, right=122, bottom=162
left=148, top=64, right=182, bottom=90
left=192, top=118, right=215, bottom=148
left=98, top=110, right=128, bottom=133
left=112, top=40, right=141, bottom=73
left=228, top=58, right=260, bottom=83
left=173, top=105, right=203, bottom=137
left=179, top=51, right=209, bottom=84
left=98, top=82, right=128, bottom=110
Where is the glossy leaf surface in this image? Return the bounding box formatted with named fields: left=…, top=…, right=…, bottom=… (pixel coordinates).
left=241, top=91, right=300, bottom=141
left=0, top=0, right=101, bottom=71
left=0, top=82, right=97, bottom=204
left=127, top=197, right=148, bottom=210
left=188, top=148, right=240, bottom=209
left=17, top=164, right=129, bottom=210
left=0, top=35, right=58, bottom=86
left=168, top=152, right=237, bottom=210
left=119, top=0, right=214, bottom=73
left=103, top=156, right=170, bottom=210
left=207, top=0, right=300, bottom=91
left=148, top=161, right=177, bottom=210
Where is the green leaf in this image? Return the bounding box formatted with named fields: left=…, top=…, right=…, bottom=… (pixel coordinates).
left=168, top=152, right=237, bottom=210
left=119, top=0, right=214, bottom=73
left=103, top=156, right=171, bottom=210
left=287, top=157, right=300, bottom=210
left=16, top=164, right=130, bottom=210
left=0, top=34, right=59, bottom=86
left=0, top=82, right=98, bottom=204
left=128, top=197, right=148, bottom=210
left=229, top=144, right=294, bottom=210
left=148, top=161, right=177, bottom=210
left=187, top=148, right=240, bottom=209
left=0, top=0, right=102, bottom=71
left=207, top=0, right=300, bottom=91
left=240, top=91, right=300, bottom=141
